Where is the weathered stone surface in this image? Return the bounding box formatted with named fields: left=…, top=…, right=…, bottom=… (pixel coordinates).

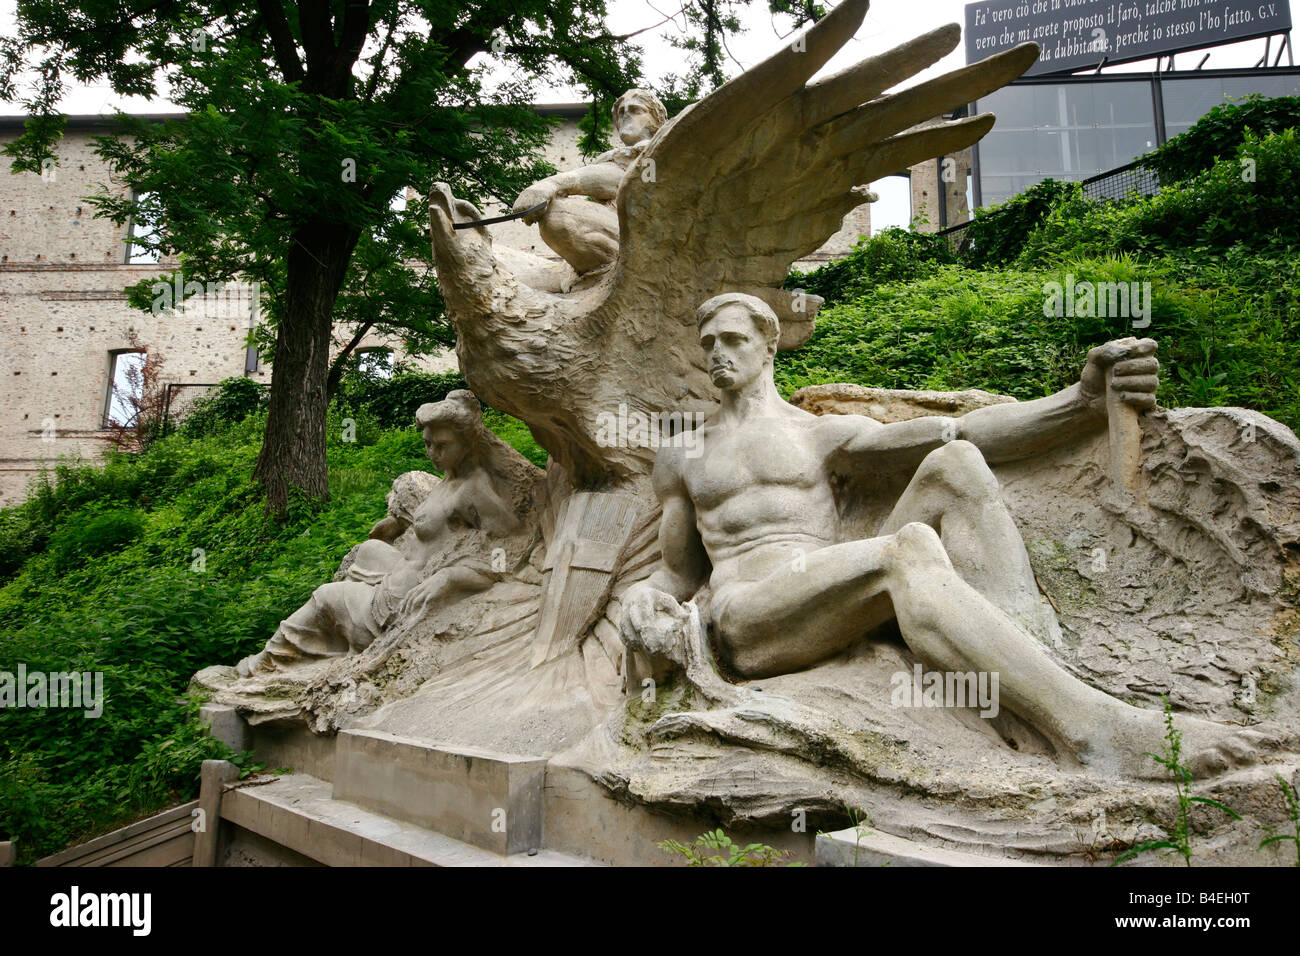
left=199, top=703, right=250, bottom=752
left=425, top=0, right=1036, bottom=485
left=590, top=392, right=1300, bottom=866
left=218, top=772, right=591, bottom=867
left=333, top=730, right=545, bottom=856
left=816, top=825, right=1042, bottom=866
left=193, top=759, right=239, bottom=867
left=789, top=383, right=1016, bottom=422
left=223, top=390, right=544, bottom=678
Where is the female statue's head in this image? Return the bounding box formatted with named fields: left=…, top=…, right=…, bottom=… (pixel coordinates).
left=413, top=389, right=543, bottom=522
left=415, top=390, right=484, bottom=474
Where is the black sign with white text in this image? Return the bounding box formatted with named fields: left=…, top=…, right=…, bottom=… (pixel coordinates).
left=965, top=0, right=1293, bottom=75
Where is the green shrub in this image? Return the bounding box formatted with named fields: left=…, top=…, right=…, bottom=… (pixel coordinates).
left=481, top=408, right=548, bottom=467
left=0, top=386, right=553, bottom=861
left=776, top=254, right=1300, bottom=432
left=961, top=178, right=1081, bottom=268
left=180, top=376, right=267, bottom=437
left=1021, top=130, right=1300, bottom=262
left=1141, top=94, right=1300, bottom=183
left=786, top=227, right=956, bottom=306
left=334, top=368, right=469, bottom=429
left=46, top=506, right=146, bottom=574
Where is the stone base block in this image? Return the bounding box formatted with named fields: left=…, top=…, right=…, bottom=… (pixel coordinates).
left=333, top=729, right=546, bottom=856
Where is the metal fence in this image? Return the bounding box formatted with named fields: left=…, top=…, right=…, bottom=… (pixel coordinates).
left=935, top=159, right=1162, bottom=253
left=1078, top=160, right=1162, bottom=203
left=160, top=381, right=270, bottom=435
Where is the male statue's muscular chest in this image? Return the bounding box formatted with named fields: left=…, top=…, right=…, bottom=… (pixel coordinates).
left=683, top=416, right=826, bottom=512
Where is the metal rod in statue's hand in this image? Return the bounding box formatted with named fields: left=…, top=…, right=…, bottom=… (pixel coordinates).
left=452, top=200, right=549, bottom=230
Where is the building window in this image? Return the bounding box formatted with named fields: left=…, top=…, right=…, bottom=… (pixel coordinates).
left=357, top=348, right=394, bottom=379
left=126, top=191, right=161, bottom=265
left=105, top=350, right=147, bottom=426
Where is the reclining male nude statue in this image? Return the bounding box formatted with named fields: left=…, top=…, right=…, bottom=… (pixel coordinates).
left=621, top=292, right=1280, bottom=778
left=509, top=88, right=666, bottom=277
left=236, top=390, right=540, bottom=676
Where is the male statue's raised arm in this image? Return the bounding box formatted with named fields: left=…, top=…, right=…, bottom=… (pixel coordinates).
left=508, top=90, right=668, bottom=278
left=827, top=337, right=1159, bottom=472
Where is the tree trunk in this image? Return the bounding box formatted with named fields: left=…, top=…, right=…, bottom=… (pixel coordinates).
left=254, top=220, right=359, bottom=516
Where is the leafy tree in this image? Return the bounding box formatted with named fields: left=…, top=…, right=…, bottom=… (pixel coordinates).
left=2, top=0, right=807, bottom=514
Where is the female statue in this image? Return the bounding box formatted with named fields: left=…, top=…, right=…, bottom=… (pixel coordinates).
left=236, top=390, right=542, bottom=676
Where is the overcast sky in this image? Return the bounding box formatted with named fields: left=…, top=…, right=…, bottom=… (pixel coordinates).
left=2, top=0, right=1295, bottom=225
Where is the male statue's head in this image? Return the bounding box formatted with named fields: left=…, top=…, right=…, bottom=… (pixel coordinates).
left=695, top=292, right=780, bottom=393
left=613, top=89, right=667, bottom=146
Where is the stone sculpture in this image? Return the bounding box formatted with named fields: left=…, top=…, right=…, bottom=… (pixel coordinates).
left=194, top=0, right=1300, bottom=865
left=425, top=0, right=1041, bottom=487
left=235, top=390, right=542, bottom=675
left=619, top=293, right=1282, bottom=778
left=510, top=89, right=667, bottom=278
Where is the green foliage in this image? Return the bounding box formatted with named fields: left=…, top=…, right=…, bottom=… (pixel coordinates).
left=2, top=0, right=812, bottom=512
left=776, top=251, right=1300, bottom=432
left=657, top=829, right=800, bottom=866
left=786, top=227, right=956, bottom=306
left=781, top=107, right=1300, bottom=434
left=46, top=506, right=146, bottom=574
left=330, top=367, right=547, bottom=466
left=1141, top=94, right=1300, bottom=183
left=334, top=369, right=469, bottom=430
left=962, top=179, right=1081, bottom=268
left=1113, top=697, right=1241, bottom=867
left=0, top=396, right=544, bottom=863
left=1022, top=130, right=1300, bottom=261
left=480, top=409, right=549, bottom=468
left=1258, top=775, right=1300, bottom=866
left=179, top=377, right=268, bottom=438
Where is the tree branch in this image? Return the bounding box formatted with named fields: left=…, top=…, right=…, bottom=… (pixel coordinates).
left=362, top=9, right=399, bottom=103
left=254, top=0, right=305, bottom=83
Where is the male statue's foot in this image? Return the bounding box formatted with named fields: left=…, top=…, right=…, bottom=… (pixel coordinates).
left=1079, top=705, right=1290, bottom=780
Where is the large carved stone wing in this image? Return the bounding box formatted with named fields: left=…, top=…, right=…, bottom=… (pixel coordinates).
left=601, top=0, right=1038, bottom=345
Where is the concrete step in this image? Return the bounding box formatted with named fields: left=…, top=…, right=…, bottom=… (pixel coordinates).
left=219, top=772, right=595, bottom=867
left=816, top=826, right=1043, bottom=867
left=332, top=728, right=547, bottom=856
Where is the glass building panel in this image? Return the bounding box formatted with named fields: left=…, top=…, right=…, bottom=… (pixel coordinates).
left=973, top=71, right=1300, bottom=209
left=1162, top=74, right=1300, bottom=139
left=975, top=81, right=1156, bottom=206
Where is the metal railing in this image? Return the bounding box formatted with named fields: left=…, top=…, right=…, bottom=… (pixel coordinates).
left=936, top=158, right=1162, bottom=252
left=160, top=381, right=269, bottom=435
